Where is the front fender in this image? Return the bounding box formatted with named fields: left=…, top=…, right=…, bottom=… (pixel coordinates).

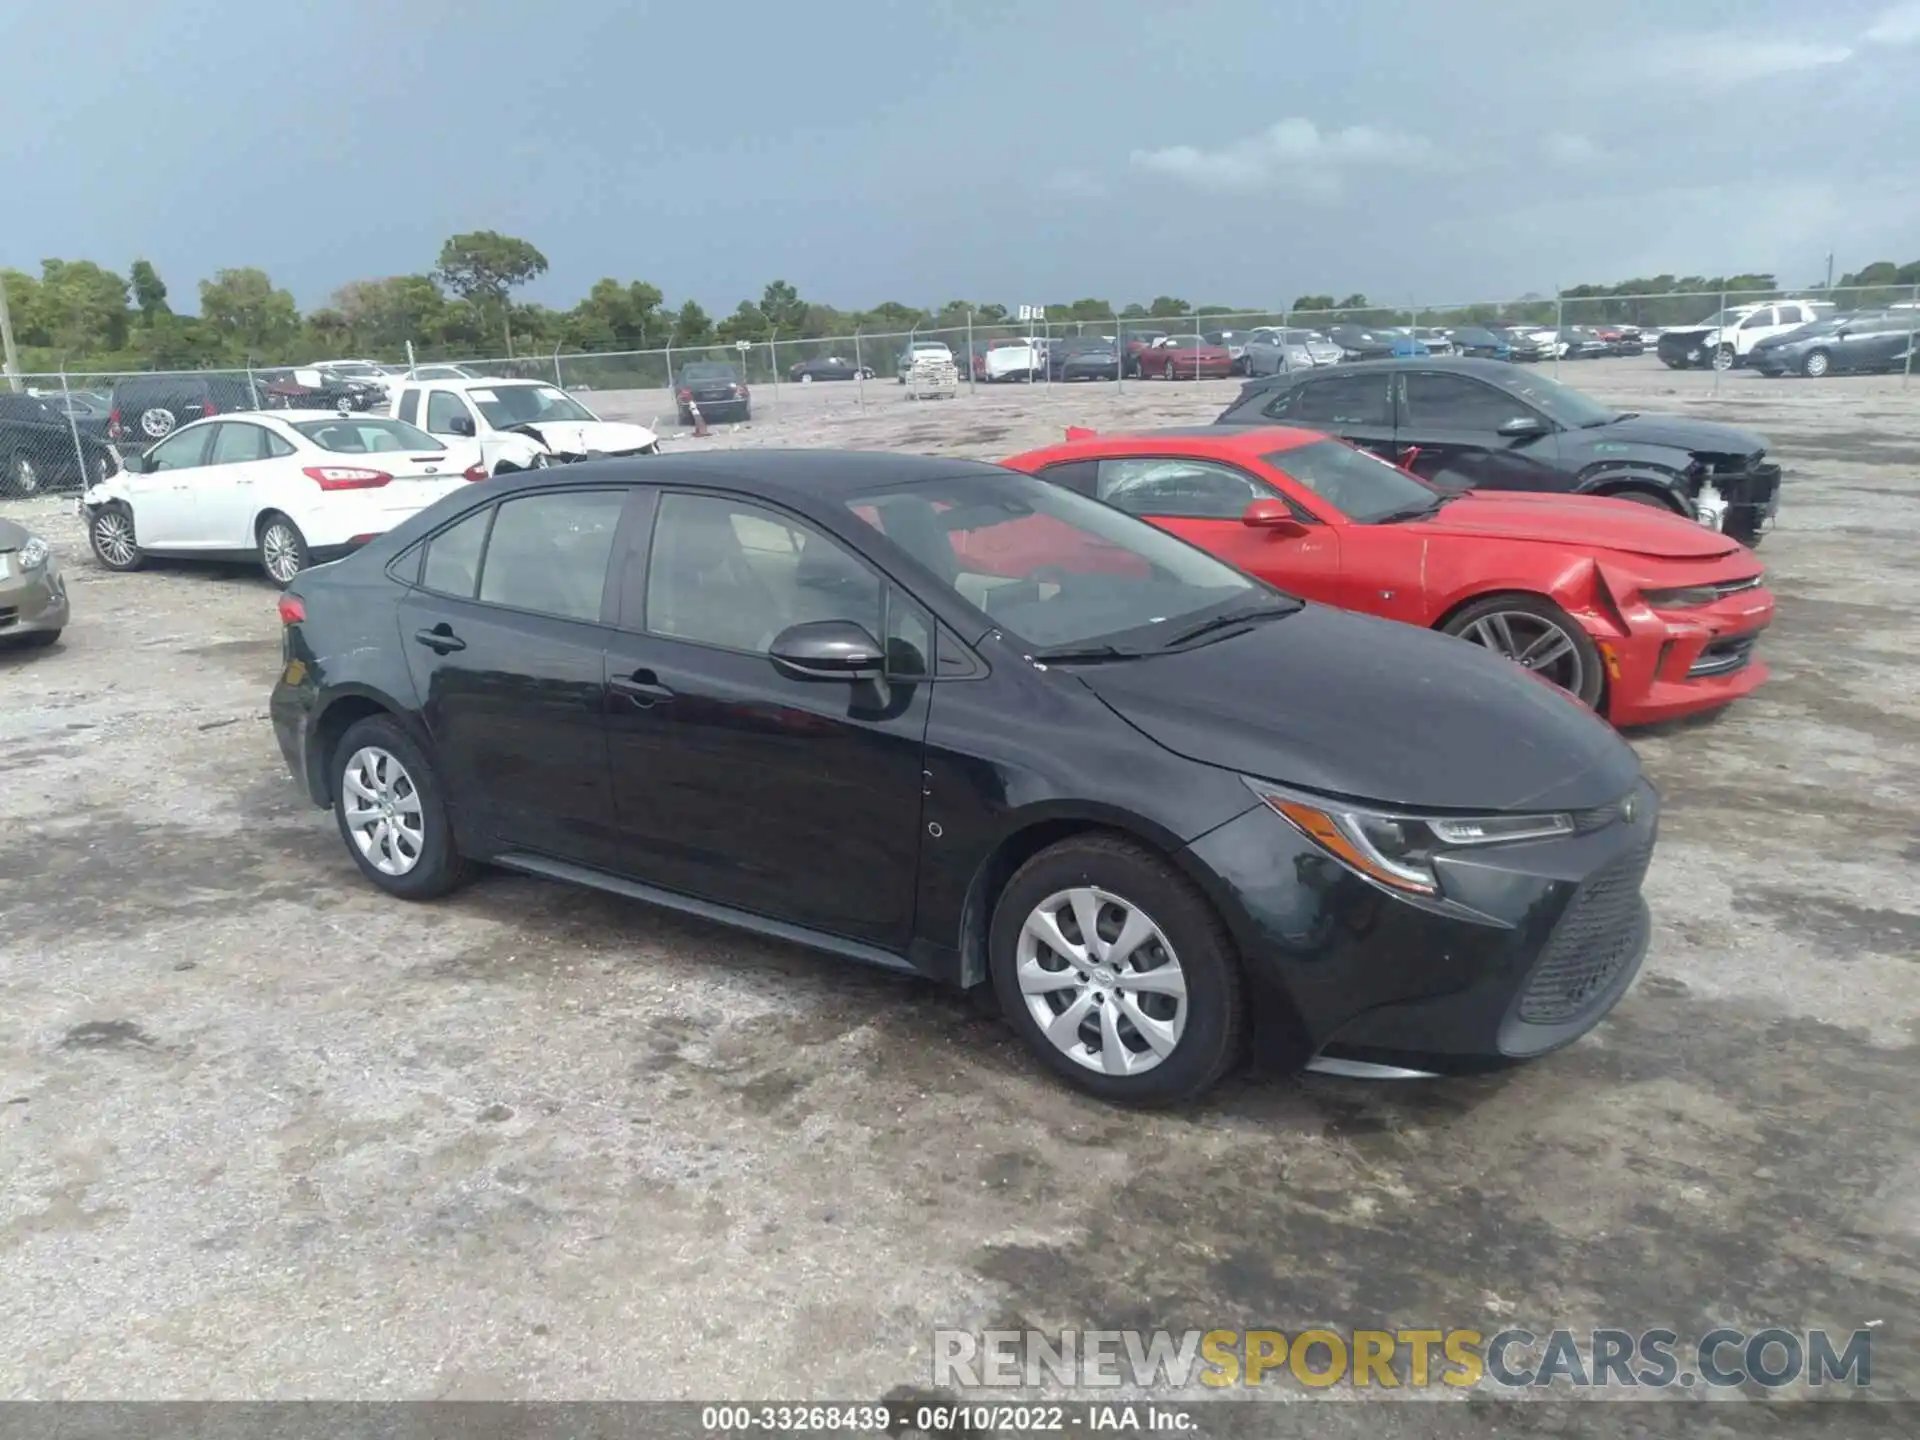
left=1574, top=462, right=1694, bottom=513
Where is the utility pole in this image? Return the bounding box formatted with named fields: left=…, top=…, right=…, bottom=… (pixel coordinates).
left=1825, top=252, right=1835, bottom=294
left=0, top=270, right=21, bottom=392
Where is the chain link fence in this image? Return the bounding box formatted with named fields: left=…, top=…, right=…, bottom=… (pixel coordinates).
left=4, top=285, right=1914, bottom=498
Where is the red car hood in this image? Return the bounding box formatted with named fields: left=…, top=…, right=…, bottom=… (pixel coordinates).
left=1422, top=491, right=1741, bottom=560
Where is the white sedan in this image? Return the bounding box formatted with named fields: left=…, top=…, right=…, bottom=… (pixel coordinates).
left=80, top=411, right=486, bottom=587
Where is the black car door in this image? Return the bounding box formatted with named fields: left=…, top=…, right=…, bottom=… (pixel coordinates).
left=600, top=488, right=930, bottom=951
left=396, top=485, right=638, bottom=868
left=1267, top=371, right=1398, bottom=461
left=1392, top=369, right=1568, bottom=493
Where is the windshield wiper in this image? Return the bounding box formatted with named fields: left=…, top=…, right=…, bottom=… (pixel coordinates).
left=1158, top=601, right=1301, bottom=650
left=1372, top=492, right=1462, bottom=524
left=1579, top=412, right=1627, bottom=428
left=1028, top=643, right=1146, bottom=664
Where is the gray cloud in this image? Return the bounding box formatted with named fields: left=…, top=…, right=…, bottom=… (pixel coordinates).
left=1129, top=118, right=1432, bottom=194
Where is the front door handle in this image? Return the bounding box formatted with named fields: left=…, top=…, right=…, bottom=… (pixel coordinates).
left=610, top=668, right=674, bottom=707
left=412, top=625, right=466, bottom=655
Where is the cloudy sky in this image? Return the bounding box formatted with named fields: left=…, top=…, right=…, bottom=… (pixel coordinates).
left=5, top=0, right=1917, bottom=313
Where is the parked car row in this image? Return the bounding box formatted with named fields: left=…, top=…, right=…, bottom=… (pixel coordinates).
left=13, top=350, right=1790, bottom=1106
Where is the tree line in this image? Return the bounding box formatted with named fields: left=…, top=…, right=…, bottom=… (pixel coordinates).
left=4, top=231, right=1917, bottom=375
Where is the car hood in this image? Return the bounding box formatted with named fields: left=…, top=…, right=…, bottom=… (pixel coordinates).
left=510, top=419, right=658, bottom=455
left=1589, top=412, right=1766, bottom=455
left=1418, top=492, right=1741, bottom=559
left=1067, top=605, right=1641, bottom=812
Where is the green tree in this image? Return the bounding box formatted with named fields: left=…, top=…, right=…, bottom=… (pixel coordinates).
left=759, top=280, right=808, bottom=336
left=198, top=268, right=299, bottom=357
left=1147, top=295, right=1190, bottom=318
left=861, top=301, right=927, bottom=333
left=976, top=303, right=1009, bottom=324
left=1291, top=294, right=1336, bottom=312
left=567, top=277, right=666, bottom=350
left=1118, top=302, right=1149, bottom=320
left=1335, top=293, right=1370, bottom=310
left=672, top=299, right=714, bottom=346
left=129, top=260, right=171, bottom=323
left=332, top=275, right=449, bottom=353
left=434, top=230, right=549, bottom=353
left=38, top=260, right=131, bottom=354
left=715, top=301, right=769, bottom=345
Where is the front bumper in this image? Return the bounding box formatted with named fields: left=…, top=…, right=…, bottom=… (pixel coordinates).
left=1190, top=780, right=1659, bottom=1075
left=1596, top=579, right=1775, bottom=725
left=0, top=558, right=70, bottom=637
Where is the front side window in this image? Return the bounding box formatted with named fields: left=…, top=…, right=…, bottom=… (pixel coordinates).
left=477, top=490, right=628, bottom=621
left=1262, top=441, right=1440, bottom=524
left=646, top=493, right=882, bottom=654
left=469, top=384, right=597, bottom=428
left=845, top=472, right=1258, bottom=652
left=424, top=391, right=473, bottom=435
left=1095, top=457, right=1267, bottom=519
left=1400, top=372, right=1537, bottom=430
left=1740, top=308, right=1779, bottom=330
left=145, top=426, right=214, bottom=471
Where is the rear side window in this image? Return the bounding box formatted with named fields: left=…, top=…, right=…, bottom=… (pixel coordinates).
left=291, top=418, right=442, bottom=453
left=397, top=388, right=421, bottom=425
left=1095, top=458, right=1267, bottom=519
left=208, top=422, right=271, bottom=465
left=1290, top=375, right=1391, bottom=426
left=1035, top=459, right=1099, bottom=496
left=477, top=490, right=628, bottom=622
left=421, top=507, right=492, bottom=598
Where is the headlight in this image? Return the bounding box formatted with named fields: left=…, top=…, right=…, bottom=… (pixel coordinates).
left=1639, top=584, right=1721, bottom=609
left=18, top=536, right=50, bottom=570
left=1244, top=778, right=1573, bottom=896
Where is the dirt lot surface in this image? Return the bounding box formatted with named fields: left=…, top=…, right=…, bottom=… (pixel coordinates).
left=2, top=358, right=1916, bottom=1427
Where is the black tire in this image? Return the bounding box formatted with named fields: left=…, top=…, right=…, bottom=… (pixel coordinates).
left=331, top=715, right=469, bottom=900
left=1441, top=593, right=1605, bottom=708
left=677, top=408, right=693, bottom=426
left=257, top=512, right=311, bottom=589
left=989, top=834, right=1244, bottom=1105
left=11, top=629, right=60, bottom=649
left=88, top=503, right=144, bottom=571
left=5, top=453, right=41, bottom=497
left=1605, top=489, right=1685, bottom=514
left=740, top=406, right=751, bottom=423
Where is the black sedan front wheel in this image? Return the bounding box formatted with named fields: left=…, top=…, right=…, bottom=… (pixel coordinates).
left=990, top=835, right=1243, bottom=1105
left=332, top=716, right=469, bottom=900
left=1441, top=595, right=1605, bottom=708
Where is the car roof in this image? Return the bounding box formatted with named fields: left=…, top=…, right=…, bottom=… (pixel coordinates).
left=1016, top=424, right=1324, bottom=460
left=483, top=448, right=1004, bottom=500
left=408, top=376, right=545, bottom=389
left=1239, top=355, right=1525, bottom=387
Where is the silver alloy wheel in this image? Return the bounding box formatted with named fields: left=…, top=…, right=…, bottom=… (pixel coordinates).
left=261, top=521, right=303, bottom=583
left=1712, top=344, right=1735, bottom=372
left=140, top=407, right=175, bottom=438
left=531, top=452, right=551, bottom=469
left=92, top=509, right=137, bottom=566
left=1458, top=610, right=1585, bottom=695
left=11, top=456, right=38, bottom=494
left=1804, top=350, right=1830, bottom=378
left=1016, top=886, right=1188, bottom=1076
left=340, top=745, right=426, bottom=876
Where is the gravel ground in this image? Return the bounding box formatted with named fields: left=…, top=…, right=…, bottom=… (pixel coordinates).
left=1, top=357, right=1916, bottom=1426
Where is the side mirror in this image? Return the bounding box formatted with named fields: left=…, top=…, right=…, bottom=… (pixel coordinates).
left=1497, top=415, right=1547, bottom=438
left=447, top=414, right=476, bottom=437
left=769, top=620, right=885, bottom=681
left=1240, top=499, right=1308, bottom=536
left=121, top=453, right=148, bottom=474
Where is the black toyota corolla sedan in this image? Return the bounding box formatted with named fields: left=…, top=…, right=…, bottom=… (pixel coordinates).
left=270, top=452, right=1658, bottom=1104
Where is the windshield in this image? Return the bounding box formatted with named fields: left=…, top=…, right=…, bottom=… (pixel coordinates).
left=1495, top=372, right=1618, bottom=428
left=846, top=472, right=1260, bottom=650
left=323, top=362, right=383, bottom=378
left=679, top=363, right=739, bottom=381
left=1263, top=441, right=1442, bottom=523
left=470, top=384, right=599, bottom=427
left=292, top=417, right=445, bottom=453
left=1695, top=308, right=1751, bottom=328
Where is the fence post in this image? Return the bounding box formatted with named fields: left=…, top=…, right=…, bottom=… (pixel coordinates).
left=1554, top=288, right=1564, bottom=380
left=854, top=329, right=865, bottom=407
left=1908, top=284, right=1917, bottom=388
left=664, top=339, right=674, bottom=397
left=0, top=271, right=20, bottom=392
left=60, top=370, right=91, bottom=487
left=553, top=342, right=564, bottom=389
left=768, top=331, right=778, bottom=411
left=405, top=340, right=417, bottom=372
left=1712, top=283, right=1726, bottom=394
left=966, top=310, right=976, bottom=396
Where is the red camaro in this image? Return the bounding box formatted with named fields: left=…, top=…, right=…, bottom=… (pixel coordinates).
left=1002, top=425, right=1773, bottom=725
left=1135, top=335, right=1235, bottom=381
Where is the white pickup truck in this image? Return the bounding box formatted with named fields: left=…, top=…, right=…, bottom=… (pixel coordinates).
left=388, top=377, right=659, bottom=474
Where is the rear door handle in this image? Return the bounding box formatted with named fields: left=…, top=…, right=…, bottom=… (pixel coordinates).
left=610, top=668, right=674, bottom=707
left=412, top=625, right=466, bottom=654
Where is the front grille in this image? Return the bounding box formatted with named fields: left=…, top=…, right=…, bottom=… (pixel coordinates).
left=1708, top=575, right=1763, bottom=598
left=1689, top=633, right=1760, bottom=678
left=1518, top=841, right=1653, bottom=1024
left=0, top=606, right=16, bottom=630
